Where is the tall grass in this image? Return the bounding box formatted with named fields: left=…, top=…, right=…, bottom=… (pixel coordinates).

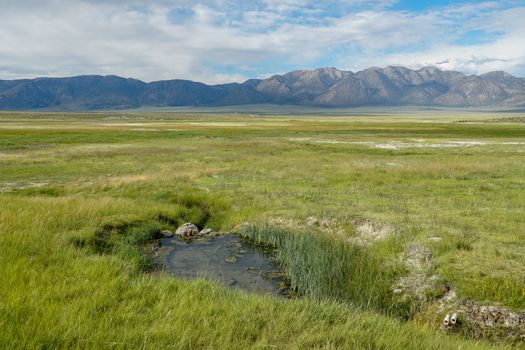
left=239, top=224, right=403, bottom=316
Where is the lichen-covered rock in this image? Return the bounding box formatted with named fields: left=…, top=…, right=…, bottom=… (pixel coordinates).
left=442, top=299, right=525, bottom=342
left=175, top=223, right=199, bottom=237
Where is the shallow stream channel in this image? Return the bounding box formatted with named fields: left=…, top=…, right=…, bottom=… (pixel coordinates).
left=153, top=234, right=290, bottom=296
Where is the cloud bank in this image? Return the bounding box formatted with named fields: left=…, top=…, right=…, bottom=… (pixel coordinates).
left=0, top=0, right=524, bottom=83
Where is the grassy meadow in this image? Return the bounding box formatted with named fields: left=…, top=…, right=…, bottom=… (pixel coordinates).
left=0, top=110, right=524, bottom=349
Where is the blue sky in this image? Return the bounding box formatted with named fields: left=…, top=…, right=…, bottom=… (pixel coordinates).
left=0, top=0, right=524, bottom=83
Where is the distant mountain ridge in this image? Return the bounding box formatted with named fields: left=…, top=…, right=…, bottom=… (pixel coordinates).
left=1, top=66, right=525, bottom=110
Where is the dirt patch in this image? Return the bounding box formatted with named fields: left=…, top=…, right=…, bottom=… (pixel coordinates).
left=483, top=117, right=525, bottom=123
left=288, top=138, right=348, bottom=144
left=101, top=122, right=151, bottom=126
left=187, top=122, right=251, bottom=127
left=288, top=137, right=311, bottom=141
left=289, top=138, right=525, bottom=149
left=347, top=219, right=395, bottom=246
left=0, top=181, right=49, bottom=193
left=314, top=139, right=347, bottom=144
left=365, top=141, right=488, bottom=150
left=355, top=140, right=525, bottom=150
left=267, top=216, right=344, bottom=236
left=393, top=242, right=441, bottom=306
left=266, top=216, right=395, bottom=246
left=267, top=217, right=302, bottom=229
left=354, top=219, right=394, bottom=241
left=305, top=216, right=338, bottom=229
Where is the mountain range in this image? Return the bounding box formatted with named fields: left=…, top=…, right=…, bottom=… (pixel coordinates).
left=1, top=66, right=525, bottom=110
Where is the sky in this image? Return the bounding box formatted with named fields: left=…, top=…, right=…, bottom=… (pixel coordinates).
left=1, top=0, right=525, bottom=84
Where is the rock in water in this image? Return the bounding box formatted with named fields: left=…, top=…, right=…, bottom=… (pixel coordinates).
left=161, top=230, right=174, bottom=238
left=199, top=228, right=213, bottom=235
left=175, top=223, right=199, bottom=237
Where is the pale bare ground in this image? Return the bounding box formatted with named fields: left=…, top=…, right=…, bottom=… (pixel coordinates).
left=0, top=152, right=25, bottom=158
left=0, top=181, right=49, bottom=193
left=0, top=165, right=228, bottom=194
left=266, top=215, right=396, bottom=245
left=0, top=143, right=138, bottom=159
left=101, top=122, right=152, bottom=126
left=289, top=138, right=525, bottom=149
left=363, top=141, right=525, bottom=150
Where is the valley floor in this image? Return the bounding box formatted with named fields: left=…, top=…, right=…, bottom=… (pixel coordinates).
left=0, top=110, right=524, bottom=349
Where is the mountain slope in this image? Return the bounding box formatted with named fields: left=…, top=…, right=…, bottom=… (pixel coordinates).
left=0, top=66, right=524, bottom=110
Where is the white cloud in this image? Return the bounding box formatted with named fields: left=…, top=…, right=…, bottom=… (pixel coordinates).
left=0, top=0, right=524, bottom=84
left=344, top=5, right=525, bottom=76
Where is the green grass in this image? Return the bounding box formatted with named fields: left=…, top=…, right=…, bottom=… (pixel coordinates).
left=88, top=221, right=164, bottom=271
left=239, top=224, right=404, bottom=316
left=1, top=111, right=524, bottom=348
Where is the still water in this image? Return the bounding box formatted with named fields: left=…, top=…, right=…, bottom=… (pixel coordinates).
left=155, top=234, right=288, bottom=296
